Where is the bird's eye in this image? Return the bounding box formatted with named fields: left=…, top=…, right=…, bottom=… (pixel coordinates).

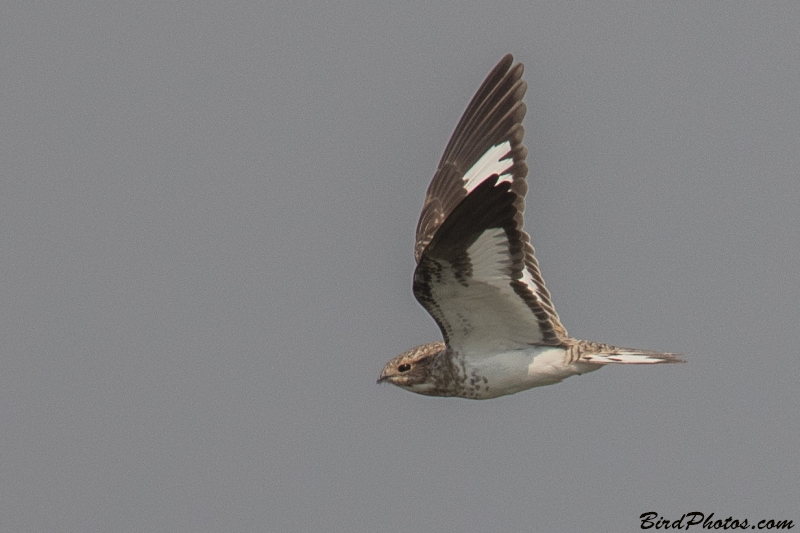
left=398, top=363, right=411, bottom=373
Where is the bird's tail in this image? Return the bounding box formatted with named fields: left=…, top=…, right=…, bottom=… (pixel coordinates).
left=580, top=347, right=685, bottom=365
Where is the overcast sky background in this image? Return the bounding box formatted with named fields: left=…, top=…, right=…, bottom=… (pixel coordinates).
left=2, top=2, right=798, bottom=532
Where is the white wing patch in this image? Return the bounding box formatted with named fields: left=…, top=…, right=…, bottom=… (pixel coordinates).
left=462, top=141, right=514, bottom=193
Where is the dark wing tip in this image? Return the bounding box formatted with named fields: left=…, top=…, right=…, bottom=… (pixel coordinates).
left=413, top=55, right=529, bottom=263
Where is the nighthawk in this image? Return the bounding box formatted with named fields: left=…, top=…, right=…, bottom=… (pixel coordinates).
left=378, top=54, right=684, bottom=399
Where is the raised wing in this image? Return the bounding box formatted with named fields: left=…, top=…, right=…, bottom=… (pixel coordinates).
left=413, top=55, right=569, bottom=353
left=415, top=54, right=524, bottom=262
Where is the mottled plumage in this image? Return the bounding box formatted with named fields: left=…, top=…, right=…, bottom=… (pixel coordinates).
left=378, top=55, right=684, bottom=400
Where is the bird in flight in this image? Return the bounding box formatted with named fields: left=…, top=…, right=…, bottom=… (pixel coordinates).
left=378, top=54, right=684, bottom=399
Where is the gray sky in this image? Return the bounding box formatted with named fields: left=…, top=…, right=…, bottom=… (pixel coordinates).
left=2, top=2, right=798, bottom=532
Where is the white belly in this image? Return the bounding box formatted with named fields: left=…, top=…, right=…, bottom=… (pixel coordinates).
left=463, top=346, right=600, bottom=399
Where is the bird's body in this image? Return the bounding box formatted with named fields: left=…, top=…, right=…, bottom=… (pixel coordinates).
left=388, top=342, right=597, bottom=399
left=378, top=55, right=684, bottom=399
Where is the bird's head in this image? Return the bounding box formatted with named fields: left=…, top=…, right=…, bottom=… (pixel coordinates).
left=377, top=342, right=446, bottom=395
